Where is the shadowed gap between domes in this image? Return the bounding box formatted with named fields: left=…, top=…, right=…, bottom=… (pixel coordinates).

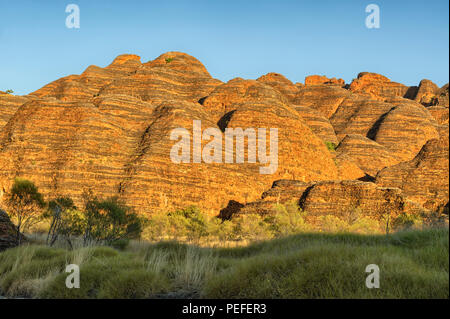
left=366, top=106, right=396, bottom=140
left=217, top=110, right=236, bottom=133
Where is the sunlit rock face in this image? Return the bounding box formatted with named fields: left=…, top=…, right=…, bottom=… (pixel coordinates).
left=0, top=53, right=448, bottom=218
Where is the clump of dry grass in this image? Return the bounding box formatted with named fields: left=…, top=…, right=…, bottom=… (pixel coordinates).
left=172, top=246, right=217, bottom=290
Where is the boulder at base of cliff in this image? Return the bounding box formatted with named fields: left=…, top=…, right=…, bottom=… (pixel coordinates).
left=0, top=209, right=25, bottom=252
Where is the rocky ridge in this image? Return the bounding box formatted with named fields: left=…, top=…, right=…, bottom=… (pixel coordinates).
left=0, top=53, right=448, bottom=225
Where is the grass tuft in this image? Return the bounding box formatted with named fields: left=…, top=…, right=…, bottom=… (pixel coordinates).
left=0, top=228, right=448, bottom=299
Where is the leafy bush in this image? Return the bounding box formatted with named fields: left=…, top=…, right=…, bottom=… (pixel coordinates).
left=268, top=201, right=309, bottom=236
left=142, top=211, right=171, bottom=241
left=142, top=203, right=388, bottom=244
left=230, top=214, right=273, bottom=242
left=83, top=196, right=144, bottom=246
left=325, top=141, right=337, bottom=151
left=111, top=238, right=130, bottom=250
left=4, top=178, right=46, bottom=243
left=143, top=206, right=209, bottom=242
left=348, top=217, right=382, bottom=233
left=392, top=212, right=424, bottom=231
left=45, top=197, right=79, bottom=247
left=168, top=206, right=209, bottom=240
left=318, top=207, right=383, bottom=234
left=207, top=218, right=235, bottom=242
left=319, top=215, right=351, bottom=233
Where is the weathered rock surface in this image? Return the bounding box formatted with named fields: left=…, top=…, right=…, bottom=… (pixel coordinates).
left=0, top=53, right=448, bottom=218
left=427, top=106, right=449, bottom=125
left=298, top=180, right=423, bottom=221
left=201, top=78, right=289, bottom=121
left=304, top=75, right=345, bottom=87
left=203, top=78, right=340, bottom=182
left=333, top=153, right=366, bottom=180
left=257, top=73, right=300, bottom=102
left=30, top=54, right=142, bottom=102
left=100, top=52, right=223, bottom=104
left=292, top=84, right=352, bottom=118
left=413, top=79, right=440, bottom=106
left=293, top=105, right=338, bottom=144
left=348, top=72, right=410, bottom=100
left=0, top=69, right=339, bottom=213
left=368, top=98, right=439, bottom=161
left=0, top=209, right=24, bottom=251
left=330, top=95, right=396, bottom=140
left=226, top=180, right=424, bottom=224
left=336, top=134, right=397, bottom=177
left=328, top=96, right=440, bottom=164
left=0, top=93, right=29, bottom=129
left=31, top=52, right=222, bottom=105
left=261, top=180, right=314, bottom=203
left=433, top=84, right=449, bottom=107
left=0, top=97, right=263, bottom=212
left=376, top=128, right=449, bottom=212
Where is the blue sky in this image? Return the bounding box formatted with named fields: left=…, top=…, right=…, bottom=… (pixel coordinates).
left=0, top=0, right=448, bottom=95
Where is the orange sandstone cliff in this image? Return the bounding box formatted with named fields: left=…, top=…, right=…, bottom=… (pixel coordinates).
left=0, top=52, right=448, bottom=220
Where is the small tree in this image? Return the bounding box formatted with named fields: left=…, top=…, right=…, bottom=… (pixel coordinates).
left=168, top=206, right=208, bottom=241
left=231, top=214, right=273, bottom=242
left=5, top=89, right=14, bottom=94
left=269, top=201, right=308, bottom=237
left=83, top=196, right=143, bottom=246
left=5, top=178, right=45, bottom=244
left=46, top=197, right=78, bottom=247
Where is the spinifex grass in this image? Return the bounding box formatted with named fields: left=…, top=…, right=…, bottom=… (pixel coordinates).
left=0, top=228, right=447, bottom=299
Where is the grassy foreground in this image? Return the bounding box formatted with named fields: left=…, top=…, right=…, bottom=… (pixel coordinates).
left=0, top=228, right=448, bottom=299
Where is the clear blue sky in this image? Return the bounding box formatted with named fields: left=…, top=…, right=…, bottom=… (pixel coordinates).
left=0, top=0, right=448, bottom=95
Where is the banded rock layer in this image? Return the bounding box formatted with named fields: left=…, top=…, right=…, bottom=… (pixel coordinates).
left=0, top=209, right=25, bottom=251
left=0, top=52, right=448, bottom=219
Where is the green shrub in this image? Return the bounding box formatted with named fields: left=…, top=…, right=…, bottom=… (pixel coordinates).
left=319, top=215, right=350, bottom=232
left=231, top=214, right=273, bottom=242
left=45, top=197, right=80, bottom=247
left=393, top=213, right=424, bottom=231
left=98, top=269, right=169, bottom=298
left=348, top=217, right=382, bottom=233
left=111, top=238, right=130, bottom=250
left=168, top=206, right=208, bottom=240
left=208, top=218, right=235, bottom=241
left=90, top=246, right=119, bottom=258
left=319, top=208, right=383, bottom=234
left=143, top=206, right=210, bottom=241
left=4, top=178, right=46, bottom=243
left=268, top=201, right=309, bottom=236
left=83, top=196, right=144, bottom=245
left=325, top=141, right=337, bottom=151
